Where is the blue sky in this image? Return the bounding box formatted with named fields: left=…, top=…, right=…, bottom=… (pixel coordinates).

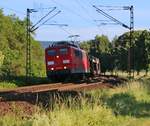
left=0, top=0, right=150, bottom=41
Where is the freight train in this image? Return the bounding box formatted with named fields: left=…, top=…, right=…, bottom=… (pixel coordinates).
left=45, top=41, right=100, bottom=81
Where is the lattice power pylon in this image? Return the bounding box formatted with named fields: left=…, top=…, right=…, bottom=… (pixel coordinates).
left=26, top=9, right=36, bottom=83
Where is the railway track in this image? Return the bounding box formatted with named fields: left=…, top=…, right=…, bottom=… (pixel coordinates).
left=0, top=75, right=124, bottom=95
left=0, top=82, right=112, bottom=95
left=0, top=75, right=126, bottom=116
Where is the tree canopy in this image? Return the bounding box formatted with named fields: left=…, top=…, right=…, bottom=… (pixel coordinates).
left=80, top=30, right=150, bottom=74
left=0, top=9, right=45, bottom=78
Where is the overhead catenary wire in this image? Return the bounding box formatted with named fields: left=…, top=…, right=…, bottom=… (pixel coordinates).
left=59, top=26, right=72, bottom=35
left=94, top=20, right=119, bottom=27
left=31, top=10, right=61, bottom=32
left=94, top=20, right=112, bottom=22
left=44, top=23, right=68, bottom=26
left=98, top=5, right=131, bottom=11
left=73, top=0, right=104, bottom=34
left=101, top=9, right=129, bottom=11
left=74, top=0, right=93, bottom=20
left=81, top=0, right=109, bottom=33
left=35, top=7, right=56, bottom=10
left=50, top=0, right=95, bottom=25
left=44, top=21, right=72, bottom=35
left=93, top=5, right=130, bottom=29
left=98, top=22, right=119, bottom=27
left=50, top=0, right=107, bottom=37
left=50, top=0, right=93, bottom=39
left=98, top=5, right=126, bottom=8
left=74, top=0, right=99, bottom=26
left=31, top=7, right=56, bottom=31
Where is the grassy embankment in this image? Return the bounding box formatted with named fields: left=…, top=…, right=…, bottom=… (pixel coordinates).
left=0, top=82, right=17, bottom=89
left=0, top=74, right=150, bottom=126
left=0, top=76, right=51, bottom=89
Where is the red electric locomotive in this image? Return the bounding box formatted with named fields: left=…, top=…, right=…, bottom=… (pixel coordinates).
left=45, top=41, right=100, bottom=80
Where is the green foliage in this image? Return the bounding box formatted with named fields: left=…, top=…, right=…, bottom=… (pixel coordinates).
left=80, top=34, right=111, bottom=73
left=31, top=40, right=46, bottom=77
left=114, top=30, right=150, bottom=73
left=0, top=82, right=17, bottom=89
left=0, top=9, right=45, bottom=79
left=0, top=51, right=4, bottom=68
left=134, top=30, right=150, bottom=74
left=80, top=40, right=91, bottom=53
left=95, top=35, right=110, bottom=53
left=80, top=30, right=150, bottom=74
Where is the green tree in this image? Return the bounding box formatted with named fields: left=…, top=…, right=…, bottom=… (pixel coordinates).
left=80, top=35, right=111, bottom=73
left=95, top=35, right=110, bottom=53
left=0, top=9, right=45, bottom=79
left=134, top=30, right=150, bottom=75
left=0, top=51, right=4, bottom=68
left=80, top=40, right=91, bottom=53
left=113, top=30, right=150, bottom=74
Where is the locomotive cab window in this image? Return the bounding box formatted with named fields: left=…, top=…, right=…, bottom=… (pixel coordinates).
left=60, top=48, right=68, bottom=55
left=74, top=50, right=82, bottom=59
left=47, top=50, right=56, bottom=56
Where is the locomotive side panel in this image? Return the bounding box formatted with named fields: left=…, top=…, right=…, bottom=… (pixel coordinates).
left=82, top=51, right=90, bottom=73
left=70, top=48, right=90, bottom=74
left=71, top=48, right=84, bottom=74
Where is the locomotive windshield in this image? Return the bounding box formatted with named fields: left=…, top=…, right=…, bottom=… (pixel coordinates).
left=60, top=48, right=68, bottom=55
left=47, top=50, right=56, bottom=56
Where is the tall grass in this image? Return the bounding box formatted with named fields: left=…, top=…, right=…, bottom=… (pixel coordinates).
left=0, top=82, right=17, bottom=89
left=0, top=79, right=150, bottom=126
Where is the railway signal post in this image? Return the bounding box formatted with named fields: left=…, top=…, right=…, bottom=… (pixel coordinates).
left=26, top=9, right=35, bottom=83
left=129, top=6, right=134, bottom=77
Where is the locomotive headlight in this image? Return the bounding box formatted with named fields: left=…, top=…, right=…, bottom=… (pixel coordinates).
left=47, top=61, right=54, bottom=65
left=63, top=60, right=70, bottom=64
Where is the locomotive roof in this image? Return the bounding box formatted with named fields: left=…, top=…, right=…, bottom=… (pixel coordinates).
left=45, top=41, right=87, bottom=53
left=45, top=41, right=80, bottom=49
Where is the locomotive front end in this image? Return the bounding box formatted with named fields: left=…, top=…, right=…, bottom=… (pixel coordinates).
left=45, top=46, right=72, bottom=80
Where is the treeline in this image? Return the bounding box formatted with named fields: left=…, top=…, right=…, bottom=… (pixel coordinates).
left=80, top=30, right=150, bottom=75
left=0, top=10, right=45, bottom=79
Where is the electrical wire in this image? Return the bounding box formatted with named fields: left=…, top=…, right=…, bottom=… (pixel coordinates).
left=93, top=5, right=130, bottom=29
left=98, top=5, right=130, bottom=11
left=31, top=10, right=61, bottom=32
left=98, top=5, right=125, bottom=8
left=82, top=0, right=108, bottom=32
left=43, top=20, right=72, bottom=35
left=31, top=7, right=56, bottom=30
left=35, top=7, right=55, bottom=10
left=50, top=0, right=94, bottom=25
left=59, top=26, right=72, bottom=35
left=74, top=0, right=97, bottom=25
